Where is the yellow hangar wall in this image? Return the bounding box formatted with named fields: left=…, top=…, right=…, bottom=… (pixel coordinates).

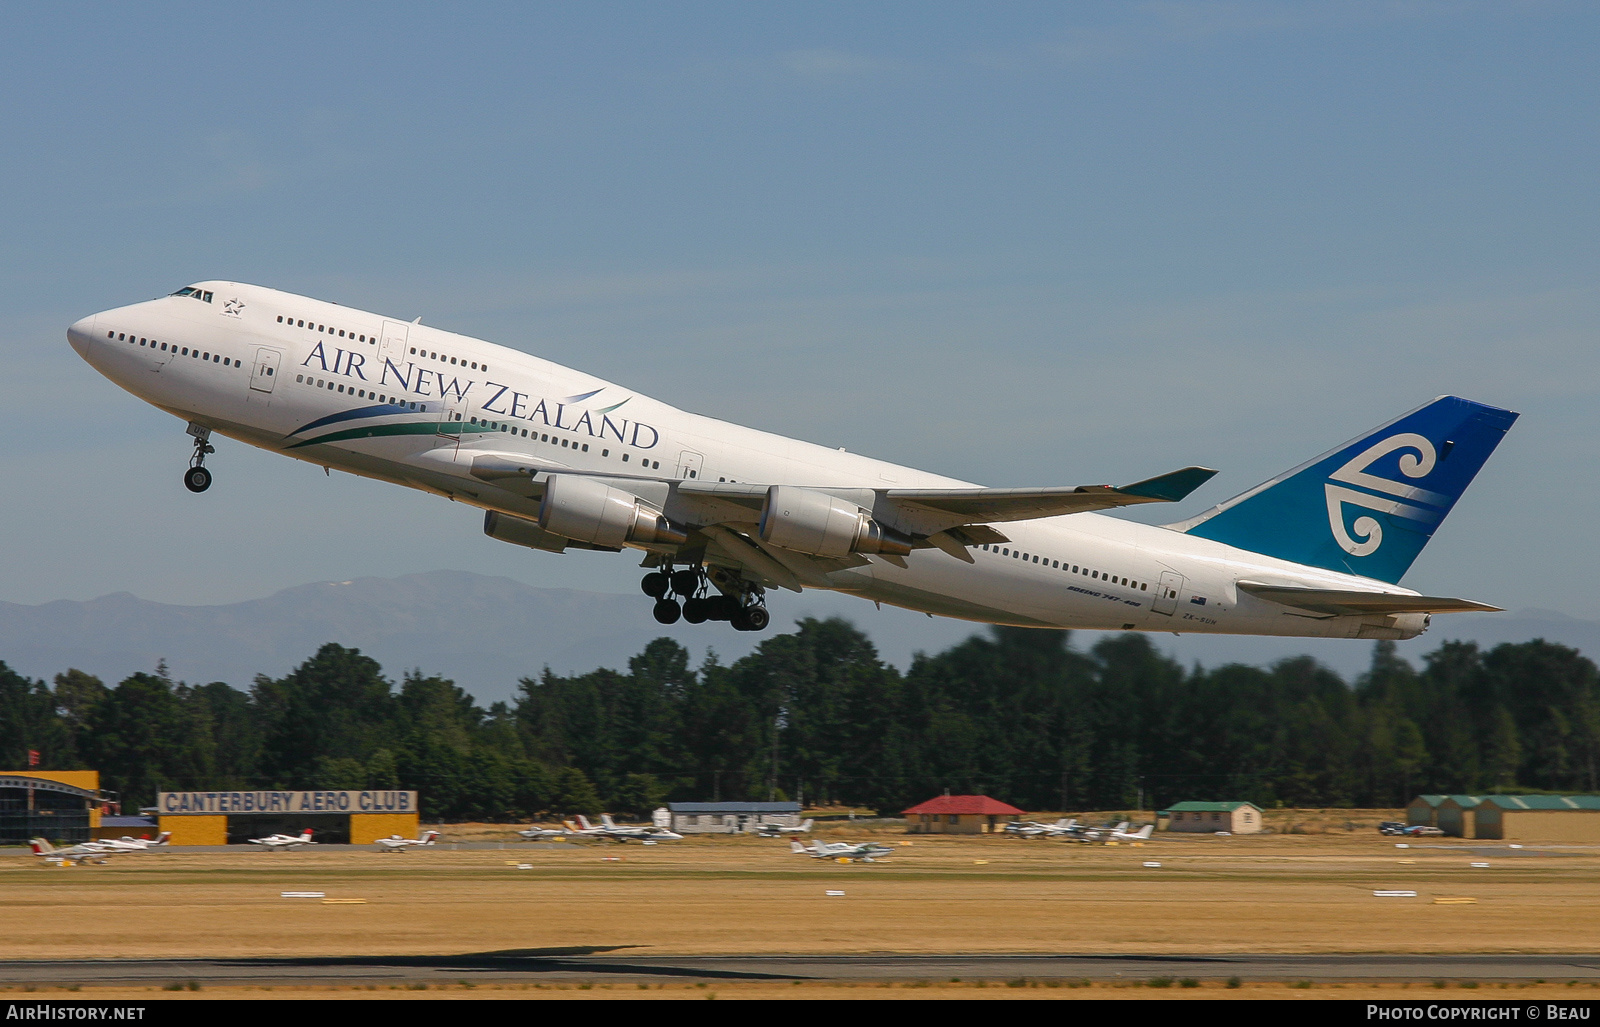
left=350, top=814, right=419, bottom=844
left=156, top=790, right=419, bottom=845
left=163, top=815, right=228, bottom=846
left=1473, top=808, right=1600, bottom=842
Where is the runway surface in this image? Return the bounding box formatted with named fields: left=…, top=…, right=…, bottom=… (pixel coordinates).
left=4, top=953, right=1600, bottom=987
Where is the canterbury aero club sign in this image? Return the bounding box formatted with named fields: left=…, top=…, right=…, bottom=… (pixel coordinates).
left=158, top=790, right=416, bottom=815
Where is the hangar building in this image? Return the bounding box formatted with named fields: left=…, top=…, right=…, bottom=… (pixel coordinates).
left=0, top=771, right=108, bottom=845
left=660, top=801, right=803, bottom=834
left=156, top=789, right=420, bottom=845
left=1419, top=794, right=1600, bottom=841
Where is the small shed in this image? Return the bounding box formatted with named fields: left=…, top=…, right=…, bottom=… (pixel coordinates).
left=664, top=802, right=803, bottom=834
left=1406, top=795, right=1446, bottom=828
left=1436, top=795, right=1483, bottom=838
left=902, top=795, right=1024, bottom=834
left=1159, top=801, right=1263, bottom=834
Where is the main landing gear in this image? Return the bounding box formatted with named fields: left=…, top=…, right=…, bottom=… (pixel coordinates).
left=183, top=422, right=214, bottom=493
left=641, top=564, right=769, bottom=631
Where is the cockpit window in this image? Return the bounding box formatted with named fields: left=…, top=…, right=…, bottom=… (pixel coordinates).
left=169, top=286, right=213, bottom=302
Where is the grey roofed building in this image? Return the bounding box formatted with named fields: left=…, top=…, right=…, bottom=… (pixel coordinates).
left=662, top=801, right=803, bottom=834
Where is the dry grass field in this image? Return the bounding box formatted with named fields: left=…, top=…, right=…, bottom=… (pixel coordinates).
left=8, top=811, right=1600, bottom=965
left=7, top=981, right=1600, bottom=1001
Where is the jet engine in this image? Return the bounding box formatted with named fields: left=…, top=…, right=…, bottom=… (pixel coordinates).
left=538, top=474, right=688, bottom=549
left=758, top=485, right=913, bottom=558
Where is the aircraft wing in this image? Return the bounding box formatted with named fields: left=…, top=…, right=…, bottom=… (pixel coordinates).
left=677, top=466, right=1216, bottom=533
left=880, top=466, right=1218, bottom=526
left=1236, top=582, right=1501, bottom=616
left=470, top=457, right=1215, bottom=589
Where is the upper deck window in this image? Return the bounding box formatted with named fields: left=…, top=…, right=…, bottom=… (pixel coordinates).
left=170, top=286, right=214, bottom=303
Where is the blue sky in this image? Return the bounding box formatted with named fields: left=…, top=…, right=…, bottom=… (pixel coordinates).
left=3, top=2, right=1597, bottom=670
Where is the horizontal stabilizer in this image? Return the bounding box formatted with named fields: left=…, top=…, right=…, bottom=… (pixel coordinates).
left=1236, top=582, right=1501, bottom=616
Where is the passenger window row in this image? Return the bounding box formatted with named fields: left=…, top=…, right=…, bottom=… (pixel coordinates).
left=463, top=416, right=661, bottom=470
left=979, top=543, right=1148, bottom=592
left=277, top=315, right=374, bottom=345
left=294, top=374, right=426, bottom=409
left=110, top=331, right=241, bottom=367
left=409, top=346, right=486, bottom=373
left=275, top=316, right=493, bottom=374
left=471, top=417, right=589, bottom=451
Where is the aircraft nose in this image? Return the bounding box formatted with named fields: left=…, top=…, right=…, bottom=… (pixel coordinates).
left=67, top=315, right=97, bottom=359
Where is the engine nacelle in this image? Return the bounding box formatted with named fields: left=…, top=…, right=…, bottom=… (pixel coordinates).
left=1355, top=612, right=1431, bottom=640
left=758, top=485, right=913, bottom=558
left=539, top=475, right=688, bottom=549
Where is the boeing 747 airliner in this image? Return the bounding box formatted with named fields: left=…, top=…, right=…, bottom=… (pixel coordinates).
left=68, top=282, right=1516, bottom=638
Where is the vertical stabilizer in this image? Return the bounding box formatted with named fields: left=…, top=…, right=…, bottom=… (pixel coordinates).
left=1173, top=397, right=1517, bottom=583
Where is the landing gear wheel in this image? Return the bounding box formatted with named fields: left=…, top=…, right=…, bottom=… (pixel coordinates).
left=682, top=598, right=709, bottom=624
left=707, top=596, right=739, bottom=621
left=640, top=572, right=669, bottom=598
left=670, top=569, right=700, bottom=596
left=184, top=422, right=215, bottom=494
left=652, top=598, right=682, bottom=625
left=731, top=605, right=770, bottom=632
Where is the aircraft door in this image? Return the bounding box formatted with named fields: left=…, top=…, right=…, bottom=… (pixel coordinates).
left=1152, top=571, right=1186, bottom=616
left=435, top=398, right=465, bottom=440
left=378, top=321, right=409, bottom=367
left=249, top=347, right=282, bottom=394
left=675, top=450, right=704, bottom=481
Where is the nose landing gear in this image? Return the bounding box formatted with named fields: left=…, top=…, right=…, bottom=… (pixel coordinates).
left=183, top=422, right=214, bottom=493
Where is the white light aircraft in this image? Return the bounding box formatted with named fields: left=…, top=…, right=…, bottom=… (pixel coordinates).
left=1059, top=821, right=1138, bottom=844
left=790, top=839, right=895, bottom=863
left=1004, top=818, right=1078, bottom=838
left=591, top=814, right=684, bottom=843
left=1109, top=824, right=1155, bottom=843
left=95, top=831, right=173, bottom=852
left=561, top=817, right=607, bottom=839
left=250, top=829, right=316, bottom=850
left=517, top=824, right=571, bottom=841
left=67, top=283, right=1517, bottom=638
left=756, top=819, right=815, bottom=837
left=29, top=838, right=121, bottom=865
left=374, top=829, right=440, bottom=851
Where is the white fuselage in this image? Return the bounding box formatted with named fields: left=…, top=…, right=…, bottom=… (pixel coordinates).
left=68, top=281, right=1431, bottom=640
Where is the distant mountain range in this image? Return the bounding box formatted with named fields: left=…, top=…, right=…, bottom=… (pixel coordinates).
left=3, top=570, right=1594, bottom=704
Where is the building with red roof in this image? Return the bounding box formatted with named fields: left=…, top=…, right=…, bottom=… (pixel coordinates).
left=902, top=794, right=1025, bottom=834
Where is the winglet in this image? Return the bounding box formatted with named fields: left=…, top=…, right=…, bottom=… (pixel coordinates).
left=1113, top=466, right=1218, bottom=503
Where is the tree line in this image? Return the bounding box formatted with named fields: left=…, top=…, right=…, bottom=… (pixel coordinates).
left=3, top=620, right=1597, bottom=819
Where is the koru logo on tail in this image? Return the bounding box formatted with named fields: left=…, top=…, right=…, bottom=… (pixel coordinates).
left=1324, top=433, right=1448, bottom=556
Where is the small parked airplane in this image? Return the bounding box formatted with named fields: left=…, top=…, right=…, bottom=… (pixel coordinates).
left=92, top=831, right=174, bottom=852
left=1003, top=818, right=1079, bottom=838
left=756, top=819, right=815, bottom=837
left=1108, top=824, right=1155, bottom=843
left=29, top=838, right=121, bottom=865
left=374, top=829, right=440, bottom=851
left=591, top=814, right=684, bottom=843
left=790, top=839, right=895, bottom=863
left=249, top=829, right=316, bottom=850
left=517, top=824, right=571, bottom=841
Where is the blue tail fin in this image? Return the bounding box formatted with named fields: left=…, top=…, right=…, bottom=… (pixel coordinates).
left=1173, top=397, right=1518, bottom=583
